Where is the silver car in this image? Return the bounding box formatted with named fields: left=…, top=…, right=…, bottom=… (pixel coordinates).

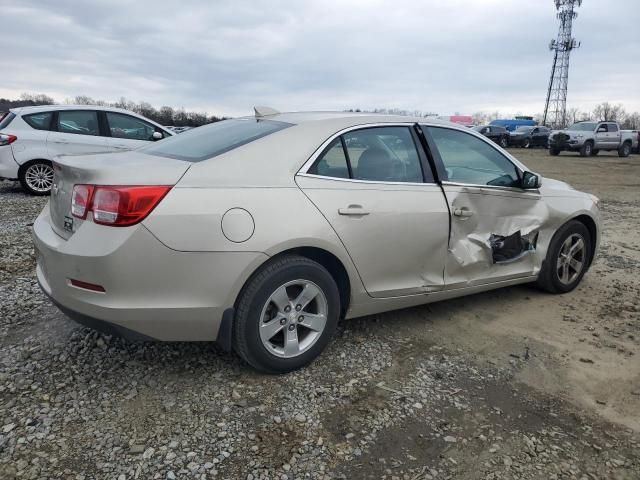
left=33, top=109, right=601, bottom=373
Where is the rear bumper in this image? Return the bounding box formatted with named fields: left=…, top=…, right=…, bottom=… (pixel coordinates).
left=0, top=145, right=19, bottom=179
left=33, top=207, right=267, bottom=341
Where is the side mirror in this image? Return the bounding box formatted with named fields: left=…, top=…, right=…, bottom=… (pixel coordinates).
left=152, top=131, right=163, bottom=141
left=522, top=171, right=542, bottom=189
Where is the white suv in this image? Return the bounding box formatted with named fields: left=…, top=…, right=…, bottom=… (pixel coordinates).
left=0, top=105, right=173, bottom=195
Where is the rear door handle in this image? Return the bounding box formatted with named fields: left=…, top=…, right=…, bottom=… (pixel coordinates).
left=453, top=207, right=474, bottom=217
left=338, top=205, right=370, bottom=216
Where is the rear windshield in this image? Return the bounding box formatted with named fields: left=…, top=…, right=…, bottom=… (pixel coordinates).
left=0, top=112, right=16, bottom=130
left=141, top=118, right=293, bottom=162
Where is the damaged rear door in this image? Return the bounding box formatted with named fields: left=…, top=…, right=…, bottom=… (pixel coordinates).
left=422, top=125, right=547, bottom=289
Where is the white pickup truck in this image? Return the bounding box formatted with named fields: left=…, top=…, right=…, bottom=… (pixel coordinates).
left=549, top=121, right=634, bottom=157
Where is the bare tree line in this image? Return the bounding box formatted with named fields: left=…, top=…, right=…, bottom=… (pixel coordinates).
left=4, top=94, right=640, bottom=130
left=0, top=93, right=225, bottom=127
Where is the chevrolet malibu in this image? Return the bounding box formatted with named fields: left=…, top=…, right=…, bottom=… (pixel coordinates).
left=33, top=109, right=601, bottom=373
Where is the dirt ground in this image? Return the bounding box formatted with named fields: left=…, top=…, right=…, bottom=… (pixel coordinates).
left=1, top=147, right=639, bottom=479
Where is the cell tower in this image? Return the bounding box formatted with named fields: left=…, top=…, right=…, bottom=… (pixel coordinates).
left=543, top=0, right=581, bottom=128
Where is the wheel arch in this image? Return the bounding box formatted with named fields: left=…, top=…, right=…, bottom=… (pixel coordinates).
left=233, top=245, right=354, bottom=318
left=18, top=158, right=52, bottom=175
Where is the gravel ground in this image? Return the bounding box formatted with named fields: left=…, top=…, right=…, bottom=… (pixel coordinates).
left=1, top=149, right=639, bottom=479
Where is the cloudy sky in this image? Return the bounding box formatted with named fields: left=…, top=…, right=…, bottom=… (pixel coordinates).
left=1, top=0, right=638, bottom=117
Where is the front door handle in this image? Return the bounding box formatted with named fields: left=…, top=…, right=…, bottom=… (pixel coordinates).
left=338, top=205, right=370, bottom=216
left=453, top=207, right=474, bottom=217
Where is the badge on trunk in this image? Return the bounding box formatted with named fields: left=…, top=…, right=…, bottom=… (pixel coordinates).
left=64, top=216, right=74, bottom=232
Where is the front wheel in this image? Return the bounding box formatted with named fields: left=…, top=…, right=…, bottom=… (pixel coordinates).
left=579, top=141, right=593, bottom=157
left=233, top=255, right=340, bottom=373
left=522, top=138, right=531, bottom=149
left=536, top=220, right=592, bottom=294
left=19, top=160, right=54, bottom=195
left=499, top=136, right=509, bottom=148
left=549, top=147, right=561, bottom=156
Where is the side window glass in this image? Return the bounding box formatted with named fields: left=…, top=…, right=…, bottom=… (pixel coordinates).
left=428, top=127, right=519, bottom=188
left=308, top=138, right=349, bottom=179
left=608, top=123, right=618, bottom=132
left=106, top=112, right=156, bottom=141
left=57, top=111, right=99, bottom=136
left=23, top=112, right=52, bottom=131
left=597, top=124, right=608, bottom=133
left=344, top=127, right=424, bottom=183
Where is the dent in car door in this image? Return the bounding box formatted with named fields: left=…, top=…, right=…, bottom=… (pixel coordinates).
left=424, top=126, right=548, bottom=289
left=297, top=176, right=450, bottom=297
left=441, top=184, right=545, bottom=288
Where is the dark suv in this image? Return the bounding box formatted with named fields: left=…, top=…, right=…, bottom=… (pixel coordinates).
left=473, top=125, right=509, bottom=148
left=509, top=126, right=551, bottom=148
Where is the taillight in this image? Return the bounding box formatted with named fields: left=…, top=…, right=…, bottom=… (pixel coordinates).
left=71, top=185, right=94, bottom=219
left=0, top=133, right=17, bottom=146
left=71, top=185, right=171, bottom=227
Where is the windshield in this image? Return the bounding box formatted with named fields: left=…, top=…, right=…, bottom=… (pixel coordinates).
left=472, top=126, right=484, bottom=132
left=514, top=126, right=533, bottom=133
left=141, top=118, right=293, bottom=162
left=568, top=122, right=597, bottom=131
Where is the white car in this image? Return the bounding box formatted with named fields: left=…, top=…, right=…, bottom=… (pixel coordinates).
left=0, top=105, right=173, bottom=195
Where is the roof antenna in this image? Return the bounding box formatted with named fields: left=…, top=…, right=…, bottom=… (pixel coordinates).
left=254, top=106, right=280, bottom=118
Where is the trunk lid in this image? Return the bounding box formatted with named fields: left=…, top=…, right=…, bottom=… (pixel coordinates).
left=50, top=150, right=190, bottom=239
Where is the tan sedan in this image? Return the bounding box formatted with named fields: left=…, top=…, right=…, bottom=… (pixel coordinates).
left=33, top=109, right=601, bottom=373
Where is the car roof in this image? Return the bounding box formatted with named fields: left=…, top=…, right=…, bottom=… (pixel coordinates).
left=239, top=110, right=460, bottom=130
left=9, top=104, right=170, bottom=130
left=11, top=104, right=153, bottom=117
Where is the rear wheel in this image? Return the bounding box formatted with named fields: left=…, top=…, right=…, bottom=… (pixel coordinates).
left=499, top=136, right=509, bottom=148
left=233, top=255, right=340, bottom=373
left=618, top=142, right=631, bottom=157
left=579, top=141, right=593, bottom=157
left=19, top=160, right=54, bottom=195
left=536, top=220, right=592, bottom=294
left=522, top=138, right=531, bottom=149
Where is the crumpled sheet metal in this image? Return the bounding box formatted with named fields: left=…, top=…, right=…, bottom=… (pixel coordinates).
left=444, top=186, right=550, bottom=287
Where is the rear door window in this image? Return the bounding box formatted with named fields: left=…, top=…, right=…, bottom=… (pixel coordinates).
left=608, top=123, right=619, bottom=132
left=142, top=118, right=292, bottom=162
left=23, top=112, right=53, bottom=131
left=345, top=127, right=424, bottom=183
left=308, top=126, right=429, bottom=183
left=57, top=111, right=99, bottom=136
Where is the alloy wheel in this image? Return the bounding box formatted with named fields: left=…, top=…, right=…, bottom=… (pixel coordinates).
left=259, top=279, right=328, bottom=358
left=556, top=233, right=585, bottom=285
left=25, top=163, right=54, bottom=193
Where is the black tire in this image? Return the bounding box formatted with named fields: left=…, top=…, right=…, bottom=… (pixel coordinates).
left=233, top=255, right=340, bottom=373
left=522, top=138, right=531, bottom=149
left=618, top=142, right=631, bottom=158
left=536, top=220, right=592, bottom=294
left=579, top=141, right=593, bottom=157
left=549, top=147, right=561, bottom=156
left=592, top=149, right=599, bottom=155
left=19, top=160, right=54, bottom=196
left=499, top=136, right=509, bottom=148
